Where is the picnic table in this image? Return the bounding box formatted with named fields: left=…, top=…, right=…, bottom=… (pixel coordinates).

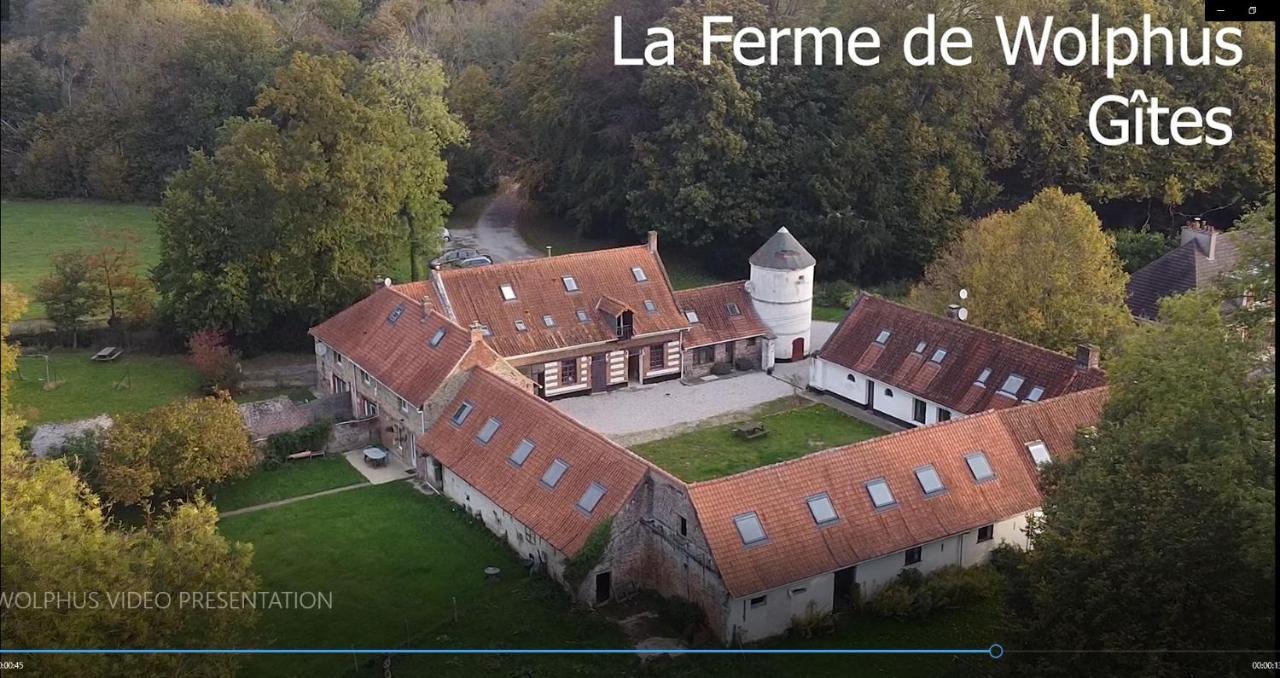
left=91, top=346, right=123, bottom=362
left=362, top=447, right=388, bottom=468
left=733, top=421, right=768, bottom=440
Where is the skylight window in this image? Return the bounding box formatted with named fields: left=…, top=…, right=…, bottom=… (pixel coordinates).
left=914, top=340, right=927, bottom=353
left=577, top=482, right=607, bottom=513
left=514, top=319, right=527, bottom=332
left=576, top=309, right=589, bottom=323
left=500, top=283, right=516, bottom=301
left=562, top=276, right=579, bottom=292
left=1026, top=440, right=1051, bottom=466
left=806, top=494, right=838, bottom=525
left=429, top=328, right=446, bottom=347
left=541, top=459, right=569, bottom=488
left=733, top=512, right=767, bottom=545
left=644, top=299, right=657, bottom=313
left=930, top=348, right=948, bottom=364
left=866, top=478, right=896, bottom=508
left=685, top=310, right=700, bottom=324
left=726, top=302, right=742, bottom=316
left=631, top=267, right=648, bottom=282
left=874, top=329, right=892, bottom=345
left=975, top=367, right=992, bottom=386
left=450, top=401, right=474, bottom=426
left=998, top=374, right=1025, bottom=397
left=509, top=439, right=535, bottom=467
left=476, top=417, right=501, bottom=444
left=543, top=314, right=555, bottom=327
left=965, top=452, right=995, bottom=482
left=1025, top=386, right=1045, bottom=402
left=915, top=465, right=944, bottom=495
left=387, top=305, right=404, bottom=325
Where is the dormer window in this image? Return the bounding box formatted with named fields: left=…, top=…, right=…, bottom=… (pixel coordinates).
left=429, top=328, right=446, bottom=347
left=562, top=276, right=579, bottom=292
left=866, top=478, right=896, bottom=508
left=514, top=319, right=527, bottom=332
left=930, top=348, right=947, bottom=364
left=543, top=314, right=555, bottom=327
left=874, top=329, right=891, bottom=345
left=499, top=283, right=516, bottom=301
left=1025, top=386, right=1045, bottom=402
left=576, top=483, right=607, bottom=514
left=387, top=305, right=404, bottom=325
left=965, top=452, right=995, bottom=482
left=1026, top=440, right=1051, bottom=466
left=684, top=310, right=700, bottom=324
left=914, top=340, right=927, bottom=353
left=541, top=459, right=569, bottom=488
left=975, top=367, right=992, bottom=386
left=631, top=267, right=648, bottom=282
left=915, top=465, right=944, bottom=495
left=733, top=512, right=767, bottom=545
left=576, top=309, right=589, bottom=323
left=644, top=300, right=657, bottom=313
left=998, top=374, right=1025, bottom=398
left=726, top=302, right=742, bottom=316
left=806, top=494, right=838, bottom=525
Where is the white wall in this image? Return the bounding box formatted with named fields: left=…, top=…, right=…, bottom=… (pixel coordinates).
left=748, top=265, right=813, bottom=360
left=725, top=573, right=836, bottom=643
left=439, top=467, right=568, bottom=578
left=810, top=358, right=959, bottom=426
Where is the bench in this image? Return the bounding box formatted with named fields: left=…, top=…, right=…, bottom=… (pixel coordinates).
left=91, top=346, right=123, bottom=362
left=733, top=421, right=768, bottom=440
left=285, top=449, right=325, bottom=461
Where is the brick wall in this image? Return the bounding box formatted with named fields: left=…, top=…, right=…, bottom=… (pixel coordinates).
left=682, top=337, right=765, bottom=380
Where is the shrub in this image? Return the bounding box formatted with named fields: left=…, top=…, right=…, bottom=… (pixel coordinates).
left=789, top=601, right=837, bottom=639
left=733, top=356, right=754, bottom=371
left=710, top=362, right=733, bottom=376
left=49, top=429, right=103, bottom=482
left=869, top=581, right=915, bottom=619
left=870, top=565, right=1001, bottom=620
left=815, top=280, right=856, bottom=308
left=655, top=594, right=707, bottom=640
left=187, top=329, right=241, bottom=393
left=263, top=418, right=333, bottom=464
left=562, top=518, right=612, bottom=587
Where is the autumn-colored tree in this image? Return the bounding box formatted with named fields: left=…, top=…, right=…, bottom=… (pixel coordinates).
left=97, top=392, right=254, bottom=508
left=910, top=188, right=1132, bottom=354
left=34, top=249, right=104, bottom=347
left=85, top=227, right=153, bottom=328
left=186, top=329, right=241, bottom=393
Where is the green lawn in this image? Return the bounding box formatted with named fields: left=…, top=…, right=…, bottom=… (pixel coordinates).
left=211, top=457, right=366, bottom=512
left=11, top=349, right=200, bottom=424
left=219, top=483, right=628, bottom=678
left=0, top=199, right=159, bottom=319
left=814, top=305, right=850, bottom=322
left=632, top=403, right=885, bottom=482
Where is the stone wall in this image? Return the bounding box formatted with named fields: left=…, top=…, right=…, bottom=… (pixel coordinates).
left=683, top=337, right=765, bottom=380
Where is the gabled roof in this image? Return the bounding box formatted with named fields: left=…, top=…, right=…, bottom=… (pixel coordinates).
left=1126, top=231, right=1242, bottom=320
left=309, top=285, right=471, bottom=405
left=688, top=387, right=1108, bottom=598
left=749, top=227, right=816, bottom=270
left=819, top=294, right=1106, bottom=414
left=675, top=282, right=770, bottom=349
left=435, top=246, right=688, bottom=358
left=419, top=368, right=653, bottom=556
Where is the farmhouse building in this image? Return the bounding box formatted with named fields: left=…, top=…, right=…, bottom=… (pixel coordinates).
left=811, top=294, right=1107, bottom=427
left=674, top=282, right=771, bottom=379
left=1126, top=219, right=1245, bottom=320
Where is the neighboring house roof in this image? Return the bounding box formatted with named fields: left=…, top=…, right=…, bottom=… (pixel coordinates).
left=675, top=282, right=770, bottom=349
left=819, top=294, right=1107, bottom=414
left=749, top=227, right=816, bottom=270
left=309, top=285, right=471, bottom=405
left=419, top=368, right=653, bottom=556
left=688, top=387, right=1108, bottom=598
left=434, top=246, right=688, bottom=358
left=1126, top=230, right=1242, bottom=320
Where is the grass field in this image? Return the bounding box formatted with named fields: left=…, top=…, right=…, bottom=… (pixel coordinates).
left=219, top=483, right=627, bottom=678
left=0, top=200, right=159, bottom=319
left=632, top=403, right=885, bottom=482
left=11, top=349, right=200, bottom=424
left=211, top=457, right=366, bottom=512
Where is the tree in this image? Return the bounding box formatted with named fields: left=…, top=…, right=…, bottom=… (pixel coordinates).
left=1007, top=292, right=1275, bottom=677
left=1217, top=193, right=1276, bottom=345
left=910, top=188, right=1131, bottom=353
left=97, top=392, right=255, bottom=508
left=85, top=227, right=151, bottom=329
left=34, top=250, right=103, bottom=347
left=1, top=286, right=259, bottom=676
left=187, top=330, right=242, bottom=393
left=1113, top=228, right=1173, bottom=274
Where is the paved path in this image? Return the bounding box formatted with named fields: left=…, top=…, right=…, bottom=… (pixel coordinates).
left=217, top=481, right=385, bottom=518
left=446, top=182, right=542, bottom=263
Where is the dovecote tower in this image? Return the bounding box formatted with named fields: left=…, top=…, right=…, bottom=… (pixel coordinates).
left=747, top=227, right=816, bottom=361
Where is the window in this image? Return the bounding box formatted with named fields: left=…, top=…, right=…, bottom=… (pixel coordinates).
left=915, top=465, right=944, bottom=495
left=694, top=346, right=716, bottom=366
left=332, top=375, right=349, bottom=393
left=644, top=299, right=657, bottom=313
left=998, top=373, right=1025, bottom=398
left=631, top=267, right=648, bottom=282
left=904, top=547, right=922, bottom=565
left=1026, top=440, right=1051, bottom=466
left=874, top=329, right=892, bottom=345
left=560, top=359, right=578, bottom=385
left=684, top=310, right=700, bottom=324
left=912, top=398, right=927, bottom=424
left=975, top=367, right=992, bottom=386
left=541, top=459, right=569, bottom=488
left=429, top=328, right=446, bottom=347
left=845, top=374, right=856, bottom=383
left=938, top=409, right=952, bottom=422
left=679, top=515, right=688, bottom=537
left=866, top=478, right=896, bottom=509
left=734, top=513, right=767, bottom=545
left=499, top=283, right=516, bottom=301
left=977, top=524, right=994, bottom=542
left=476, top=417, right=501, bottom=444
left=649, top=345, right=666, bottom=369
left=914, top=340, right=927, bottom=353
left=335, top=353, right=344, bottom=365
left=543, top=314, right=555, bottom=327
left=1025, top=386, right=1045, bottom=402
left=806, top=493, right=838, bottom=525
left=387, top=305, right=404, bottom=325
left=510, top=439, right=535, bottom=467
left=362, top=398, right=378, bottom=417
left=562, top=276, right=579, bottom=292
left=576, top=309, right=589, bottom=323
left=930, top=348, right=947, bottom=363
left=749, top=595, right=767, bottom=609
left=514, top=319, right=528, bottom=332
left=398, top=397, right=410, bottom=414
left=450, top=401, right=474, bottom=426
left=726, top=302, right=742, bottom=316
left=359, top=368, right=372, bottom=386
left=577, top=482, right=607, bottom=513
left=965, top=452, right=996, bottom=482
left=789, top=586, right=808, bottom=597
left=884, top=388, right=894, bottom=397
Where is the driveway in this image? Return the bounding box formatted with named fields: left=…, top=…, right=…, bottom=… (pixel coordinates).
left=446, top=182, right=542, bottom=263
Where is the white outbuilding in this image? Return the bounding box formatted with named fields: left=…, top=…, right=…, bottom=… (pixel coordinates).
left=747, top=227, right=815, bottom=361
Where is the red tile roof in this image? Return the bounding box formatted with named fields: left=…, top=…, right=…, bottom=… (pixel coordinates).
left=688, top=387, right=1108, bottom=598
left=309, top=285, right=471, bottom=405
left=675, top=282, right=770, bottom=349
left=419, top=368, right=653, bottom=556
left=820, top=294, right=1106, bottom=414
left=434, top=246, right=688, bottom=358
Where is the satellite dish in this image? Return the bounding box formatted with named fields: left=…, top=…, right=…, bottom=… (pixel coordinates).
left=315, top=342, right=328, bottom=356
left=383, top=277, right=393, bottom=288
left=958, top=288, right=969, bottom=300
left=957, top=308, right=970, bottom=321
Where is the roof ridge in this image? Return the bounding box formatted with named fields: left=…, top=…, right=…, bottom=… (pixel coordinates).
left=675, top=280, right=749, bottom=294
left=438, top=244, right=653, bottom=280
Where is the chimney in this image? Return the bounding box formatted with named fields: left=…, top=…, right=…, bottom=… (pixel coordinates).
left=647, top=230, right=658, bottom=254
left=946, top=304, right=962, bottom=321
left=420, top=295, right=433, bottom=319
left=372, top=277, right=392, bottom=293
left=468, top=321, right=488, bottom=344
left=1180, top=218, right=1219, bottom=260
left=1075, top=343, right=1100, bottom=371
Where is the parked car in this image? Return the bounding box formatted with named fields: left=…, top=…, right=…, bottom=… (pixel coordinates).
left=457, top=255, right=493, bottom=268
left=430, top=248, right=493, bottom=269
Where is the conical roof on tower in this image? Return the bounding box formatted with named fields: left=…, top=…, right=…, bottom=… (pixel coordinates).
left=749, top=227, right=816, bottom=270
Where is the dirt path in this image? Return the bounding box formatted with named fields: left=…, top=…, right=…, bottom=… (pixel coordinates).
left=217, top=481, right=384, bottom=518
left=447, top=182, right=543, bottom=263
